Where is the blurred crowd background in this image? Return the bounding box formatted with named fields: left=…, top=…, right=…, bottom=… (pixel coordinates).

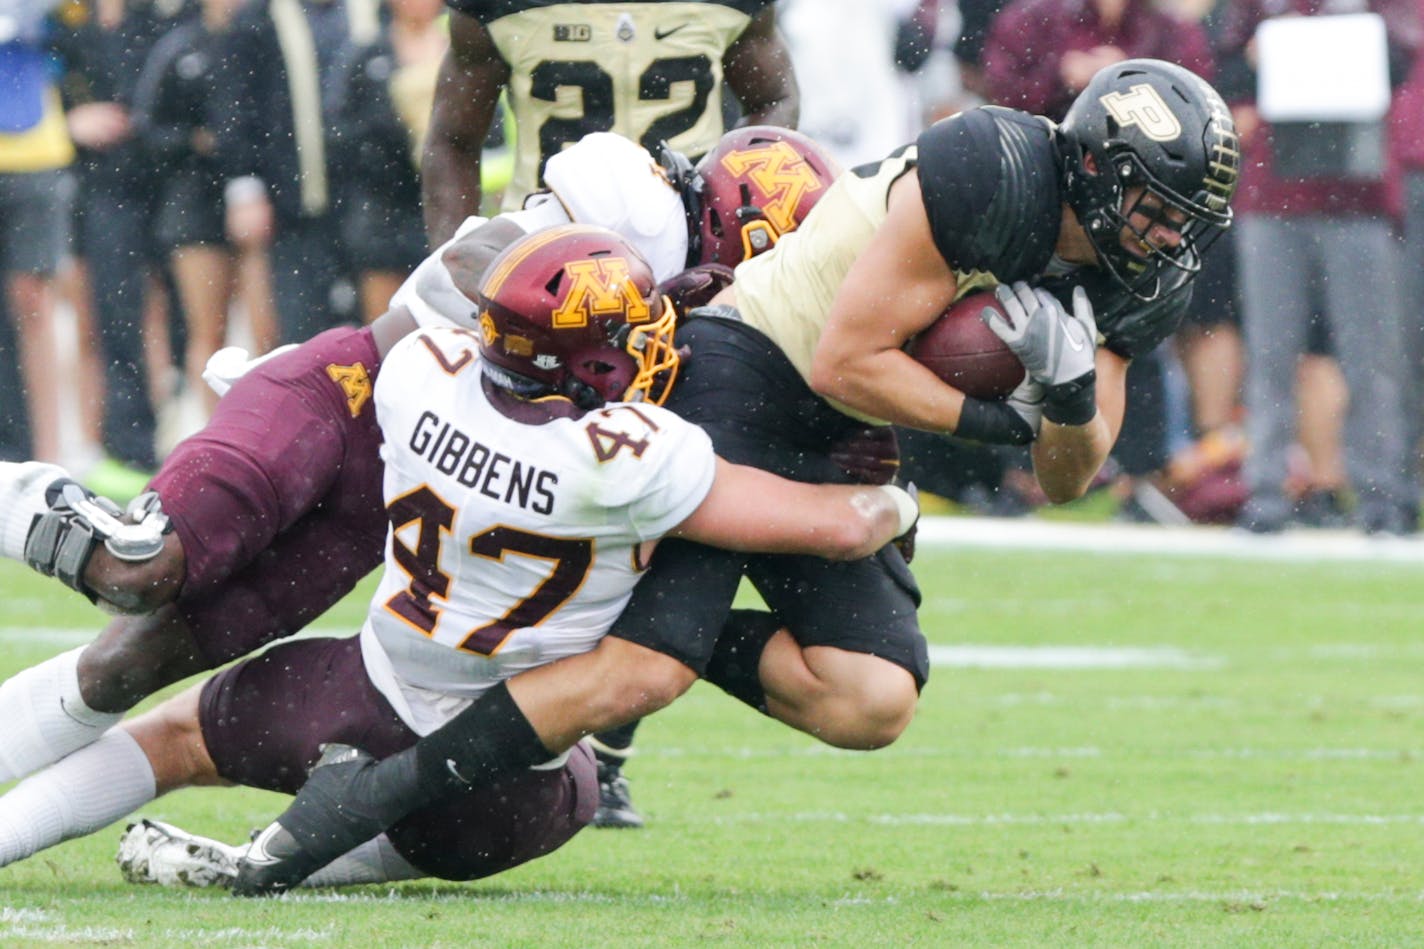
left=2, top=0, right=1422, bottom=535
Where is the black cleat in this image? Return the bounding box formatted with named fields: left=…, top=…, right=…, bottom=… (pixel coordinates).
left=592, top=761, right=645, bottom=829
left=231, top=744, right=393, bottom=897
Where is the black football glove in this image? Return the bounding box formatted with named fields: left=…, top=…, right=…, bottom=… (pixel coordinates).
left=829, top=426, right=901, bottom=486
left=892, top=480, right=919, bottom=565
left=655, top=263, right=736, bottom=314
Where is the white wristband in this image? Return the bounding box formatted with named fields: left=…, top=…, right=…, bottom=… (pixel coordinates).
left=876, top=484, right=920, bottom=536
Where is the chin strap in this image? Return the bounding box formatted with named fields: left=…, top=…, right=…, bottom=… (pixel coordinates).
left=23, top=481, right=171, bottom=600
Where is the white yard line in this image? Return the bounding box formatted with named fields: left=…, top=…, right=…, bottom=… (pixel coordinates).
left=692, top=811, right=1424, bottom=827
left=916, top=515, right=1424, bottom=564
left=928, top=644, right=1222, bottom=669
left=967, top=889, right=1424, bottom=904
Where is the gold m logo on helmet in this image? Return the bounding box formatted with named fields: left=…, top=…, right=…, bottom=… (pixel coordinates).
left=718, top=141, right=825, bottom=233
left=551, top=257, right=651, bottom=328
left=1101, top=84, right=1182, bottom=142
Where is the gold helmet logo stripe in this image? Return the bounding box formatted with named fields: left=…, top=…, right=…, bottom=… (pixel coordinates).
left=480, top=224, right=586, bottom=300
left=718, top=141, right=826, bottom=233
left=551, top=257, right=651, bottom=328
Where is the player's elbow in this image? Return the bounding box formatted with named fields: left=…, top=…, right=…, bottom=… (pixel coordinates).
left=822, top=514, right=891, bottom=562
left=1036, top=463, right=1099, bottom=505
left=1041, top=480, right=1090, bottom=506
left=807, top=351, right=850, bottom=403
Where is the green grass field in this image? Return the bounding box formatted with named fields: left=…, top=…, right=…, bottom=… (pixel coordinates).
left=2, top=522, right=1424, bottom=947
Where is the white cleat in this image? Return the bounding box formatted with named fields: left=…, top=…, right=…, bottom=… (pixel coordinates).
left=116, top=818, right=246, bottom=889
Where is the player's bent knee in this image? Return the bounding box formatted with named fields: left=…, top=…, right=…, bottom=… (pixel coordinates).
left=810, top=690, right=916, bottom=750
left=800, top=649, right=918, bottom=750
left=848, top=682, right=918, bottom=749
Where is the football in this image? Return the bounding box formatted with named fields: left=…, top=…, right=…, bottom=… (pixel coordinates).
left=906, top=288, right=1024, bottom=400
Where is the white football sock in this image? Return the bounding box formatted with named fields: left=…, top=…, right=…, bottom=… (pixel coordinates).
left=0, top=729, right=156, bottom=867
left=302, top=834, right=423, bottom=887
left=0, top=646, right=122, bottom=783
left=0, top=461, right=69, bottom=561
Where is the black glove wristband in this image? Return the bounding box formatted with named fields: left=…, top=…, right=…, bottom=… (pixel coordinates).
left=955, top=397, right=1036, bottom=446
left=1042, top=370, right=1097, bottom=426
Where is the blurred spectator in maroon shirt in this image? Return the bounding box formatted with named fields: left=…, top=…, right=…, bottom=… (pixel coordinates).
left=982, top=0, right=1214, bottom=120
left=1390, top=0, right=1424, bottom=521
left=1217, top=0, right=1420, bottom=534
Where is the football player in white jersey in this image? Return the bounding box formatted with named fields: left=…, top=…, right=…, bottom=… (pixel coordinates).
left=0, top=126, right=839, bottom=802
left=422, top=0, right=798, bottom=241
left=0, top=226, right=917, bottom=888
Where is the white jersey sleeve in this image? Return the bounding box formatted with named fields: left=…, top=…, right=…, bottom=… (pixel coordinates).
left=361, top=326, right=716, bottom=734
left=389, top=215, right=491, bottom=330
left=390, top=134, right=689, bottom=335
left=388, top=204, right=574, bottom=330
left=543, top=133, right=689, bottom=282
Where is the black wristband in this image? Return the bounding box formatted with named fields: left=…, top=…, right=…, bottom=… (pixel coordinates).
left=1043, top=370, right=1097, bottom=426
left=955, top=397, right=1036, bottom=446
left=413, top=680, right=556, bottom=793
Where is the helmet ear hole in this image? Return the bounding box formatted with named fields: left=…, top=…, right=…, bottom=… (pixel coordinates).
left=706, top=207, right=725, bottom=239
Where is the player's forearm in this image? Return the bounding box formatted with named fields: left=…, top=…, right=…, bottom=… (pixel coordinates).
left=809, top=349, right=966, bottom=433
left=793, top=480, right=917, bottom=556
left=723, top=8, right=799, bottom=130
left=506, top=638, right=697, bottom=752
left=1030, top=413, right=1111, bottom=503
left=676, top=460, right=916, bottom=560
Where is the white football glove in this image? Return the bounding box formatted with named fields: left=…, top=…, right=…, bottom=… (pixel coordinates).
left=982, top=282, right=1097, bottom=389
left=203, top=344, right=299, bottom=397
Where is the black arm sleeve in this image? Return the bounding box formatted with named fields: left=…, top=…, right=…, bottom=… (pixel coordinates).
left=209, top=10, right=266, bottom=182
left=130, top=29, right=191, bottom=167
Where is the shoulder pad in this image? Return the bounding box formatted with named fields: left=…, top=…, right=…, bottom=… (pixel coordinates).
left=544, top=134, right=688, bottom=282
left=916, top=108, right=1060, bottom=281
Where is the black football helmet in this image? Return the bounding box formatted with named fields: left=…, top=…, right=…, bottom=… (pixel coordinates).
left=674, top=126, right=841, bottom=269
left=1057, top=59, right=1240, bottom=301
left=475, top=224, right=680, bottom=408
